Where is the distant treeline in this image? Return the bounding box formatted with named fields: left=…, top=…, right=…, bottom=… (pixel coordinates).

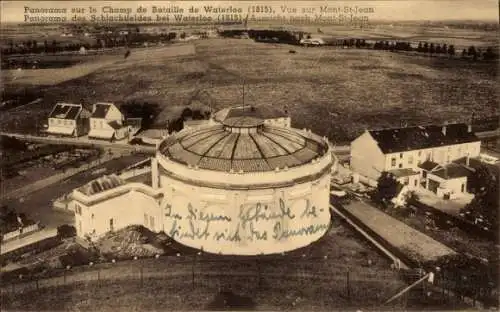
left=372, top=40, right=498, bottom=61
left=218, top=29, right=499, bottom=61
left=1, top=32, right=178, bottom=56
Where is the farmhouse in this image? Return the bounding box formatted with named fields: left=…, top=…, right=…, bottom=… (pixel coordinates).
left=350, top=123, right=481, bottom=199
left=72, top=111, right=335, bottom=255
left=88, top=102, right=129, bottom=141
left=46, top=103, right=91, bottom=137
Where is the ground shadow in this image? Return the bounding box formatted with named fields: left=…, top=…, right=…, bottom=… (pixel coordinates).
left=205, top=290, right=257, bottom=311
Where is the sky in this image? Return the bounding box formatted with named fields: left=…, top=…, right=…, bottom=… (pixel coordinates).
left=1, top=0, right=498, bottom=23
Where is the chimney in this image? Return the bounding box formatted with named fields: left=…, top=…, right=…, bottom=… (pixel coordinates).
left=442, top=121, right=448, bottom=136
left=467, top=124, right=472, bottom=133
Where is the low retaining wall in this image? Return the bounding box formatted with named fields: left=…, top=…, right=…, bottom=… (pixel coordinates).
left=332, top=205, right=418, bottom=269
left=2, top=223, right=40, bottom=243
left=119, top=167, right=151, bottom=180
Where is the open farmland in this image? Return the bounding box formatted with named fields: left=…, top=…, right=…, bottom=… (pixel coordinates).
left=1, top=38, right=497, bottom=143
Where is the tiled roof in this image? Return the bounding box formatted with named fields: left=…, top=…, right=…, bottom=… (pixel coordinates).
left=92, top=103, right=112, bottom=118
left=215, top=105, right=288, bottom=122
left=431, top=163, right=471, bottom=180
left=388, top=168, right=420, bottom=178
left=419, top=160, right=440, bottom=171
left=368, top=123, right=479, bottom=154
left=453, top=157, right=499, bottom=177
left=108, top=120, right=123, bottom=130
left=49, top=103, right=82, bottom=120
left=159, top=124, right=327, bottom=172
left=77, top=174, right=125, bottom=196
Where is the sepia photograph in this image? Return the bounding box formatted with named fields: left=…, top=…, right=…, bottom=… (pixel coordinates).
left=0, top=0, right=498, bottom=311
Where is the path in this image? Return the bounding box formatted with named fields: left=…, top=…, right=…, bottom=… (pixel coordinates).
left=339, top=200, right=456, bottom=263
left=0, top=132, right=156, bottom=155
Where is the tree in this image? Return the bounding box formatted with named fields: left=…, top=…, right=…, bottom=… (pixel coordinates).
left=370, top=172, right=402, bottom=207
left=57, top=224, right=76, bottom=238
left=461, top=48, right=467, bottom=58
left=435, top=44, right=442, bottom=54
left=417, top=42, right=423, bottom=52
left=442, top=43, right=448, bottom=54
left=461, top=164, right=499, bottom=231
left=468, top=46, right=477, bottom=60
left=423, top=42, right=429, bottom=53
left=429, top=43, right=435, bottom=54
left=447, top=44, right=455, bottom=57
left=8, top=40, right=14, bottom=54
left=52, top=40, right=57, bottom=53
left=483, top=47, right=497, bottom=60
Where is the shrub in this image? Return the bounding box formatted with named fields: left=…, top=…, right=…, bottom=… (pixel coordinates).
left=57, top=224, right=76, bottom=238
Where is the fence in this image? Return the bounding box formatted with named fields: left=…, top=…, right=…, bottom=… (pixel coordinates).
left=1, top=223, right=40, bottom=242
left=0, top=255, right=412, bottom=306
left=2, top=254, right=495, bottom=309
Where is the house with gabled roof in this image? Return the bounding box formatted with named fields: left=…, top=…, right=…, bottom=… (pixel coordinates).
left=46, top=103, right=91, bottom=137
left=88, top=102, right=129, bottom=141
left=350, top=122, right=481, bottom=199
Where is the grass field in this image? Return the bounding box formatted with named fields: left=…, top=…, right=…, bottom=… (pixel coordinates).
left=0, top=219, right=432, bottom=311
left=2, top=37, right=497, bottom=143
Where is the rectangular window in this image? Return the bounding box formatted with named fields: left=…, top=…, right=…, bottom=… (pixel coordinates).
left=408, top=155, right=414, bottom=165
left=149, top=216, right=155, bottom=229
left=391, top=158, right=396, bottom=167
left=109, top=218, right=114, bottom=231
left=423, top=171, right=427, bottom=179
left=400, top=153, right=403, bottom=159
left=414, top=179, right=418, bottom=187
left=461, top=183, right=465, bottom=192
left=399, top=163, right=403, bottom=168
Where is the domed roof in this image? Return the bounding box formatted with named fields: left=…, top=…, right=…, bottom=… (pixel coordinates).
left=158, top=124, right=328, bottom=173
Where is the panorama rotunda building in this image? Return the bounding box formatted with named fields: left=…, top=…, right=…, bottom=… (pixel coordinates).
left=73, top=108, right=335, bottom=255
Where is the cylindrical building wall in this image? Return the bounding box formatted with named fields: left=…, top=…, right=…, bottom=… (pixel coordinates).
left=158, top=155, right=332, bottom=255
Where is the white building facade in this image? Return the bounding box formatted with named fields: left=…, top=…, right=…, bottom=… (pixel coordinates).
left=88, top=102, right=129, bottom=141
left=72, top=116, right=335, bottom=256
left=47, top=103, right=90, bottom=137
left=350, top=123, right=481, bottom=198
